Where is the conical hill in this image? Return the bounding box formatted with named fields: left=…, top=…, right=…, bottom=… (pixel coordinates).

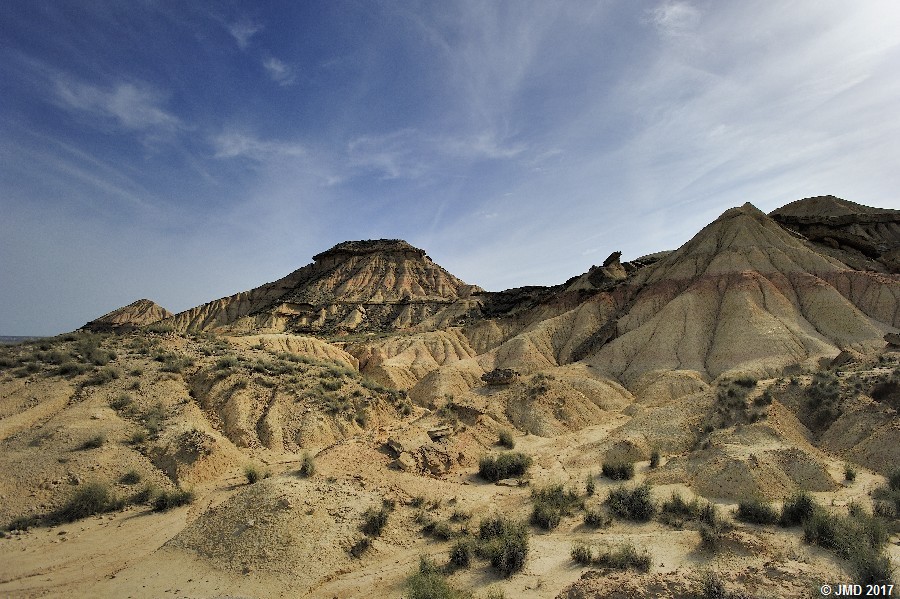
left=82, top=298, right=173, bottom=332
left=586, top=203, right=900, bottom=383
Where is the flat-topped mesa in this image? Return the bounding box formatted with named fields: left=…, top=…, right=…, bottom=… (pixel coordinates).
left=769, top=195, right=900, bottom=272
left=163, top=239, right=482, bottom=334
left=312, top=239, right=426, bottom=265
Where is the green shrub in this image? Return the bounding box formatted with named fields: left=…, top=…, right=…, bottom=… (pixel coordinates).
left=698, top=522, right=726, bottom=553
left=735, top=499, right=778, bottom=525
left=56, top=362, right=89, bottom=377
left=845, top=464, right=857, bottom=482
left=362, top=506, right=391, bottom=537
left=80, top=434, right=106, bottom=450
left=584, top=508, right=611, bottom=528
left=601, top=461, right=634, bottom=480
left=53, top=482, right=121, bottom=523
left=245, top=465, right=269, bottom=484
left=571, top=542, right=593, bottom=565
left=449, top=538, right=473, bottom=568
left=83, top=367, right=121, bottom=386
left=498, top=429, right=515, bottom=449
left=478, top=452, right=532, bottom=482
left=110, top=393, right=133, bottom=410
left=606, top=484, right=656, bottom=521
left=478, top=516, right=529, bottom=577
left=659, top=492, right=701, bottom=527
left=593, top=543, right=652, bottom=572
left=120, top=470, right=141, bottom=485
left=530, top=484, right=581, bottom=530
left=216, top=355, right=239, bottom=369
left=129, top=429, right=148, bottom=445
left=780, top=492, right=817, bottom=527
left=130, top=485, right=156, bottom=505
left=803, top=508, right=893, bottom=584
left=299, top=452, right=316, bottom=477
left=406, top=556, right=469, bottom=599
left=152, top=488, right=194, bottom=511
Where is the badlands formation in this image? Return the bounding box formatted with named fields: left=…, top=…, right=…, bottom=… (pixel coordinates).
left=0, top=196, right=898, bottom=598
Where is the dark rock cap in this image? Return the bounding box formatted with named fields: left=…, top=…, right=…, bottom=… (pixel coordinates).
left=312, top=239, right=426, bottom=261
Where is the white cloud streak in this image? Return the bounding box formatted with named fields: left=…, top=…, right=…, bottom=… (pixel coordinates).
left=262, top=57, right=297, bottom=86
left=54, top=78, right=181, bottom=133
left=229, top=19, right=262, bottom=49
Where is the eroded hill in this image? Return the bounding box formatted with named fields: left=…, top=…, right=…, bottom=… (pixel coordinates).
left=1, top=199, right=898, bottom=598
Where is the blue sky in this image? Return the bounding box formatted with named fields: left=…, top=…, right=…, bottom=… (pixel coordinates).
left=2, top=1, right=900, bottom=335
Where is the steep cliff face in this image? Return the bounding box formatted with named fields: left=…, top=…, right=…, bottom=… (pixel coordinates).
left=164, top=240, right=482, bottom=335
left=81, top=299, right=173, bottom=332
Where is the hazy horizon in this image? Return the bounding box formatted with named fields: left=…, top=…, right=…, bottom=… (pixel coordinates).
left=3, top=1, right=900, bottom=336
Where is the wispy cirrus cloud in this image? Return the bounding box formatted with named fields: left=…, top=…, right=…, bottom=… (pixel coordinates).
left=262, top=57, right=297, bottom=86
left=228, top=19, right=262, bottom=50
left=347, top=129, right=526, bottom=180
left=647, top=1, right=701, bottom=37
left=211, top=132, right=307, bottom=160
left=53, top=77, right=181, bottom=134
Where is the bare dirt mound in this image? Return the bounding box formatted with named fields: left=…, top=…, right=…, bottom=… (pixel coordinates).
left=81, top=299, right=172, bottom=332
left=168, top=476, right=383, bottom=590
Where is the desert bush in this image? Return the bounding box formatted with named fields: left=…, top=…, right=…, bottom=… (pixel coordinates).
left=478, top=452, right=532, bottom=482
left=362, top=505, right=391, bottom=536
left=735, top=499, right=779, bottom=525
left=56, top=361, right=90, bottom=377
left=606, top=484, right=656, bottom=521
left=110, top=393, right=133, bottom=410
left=129, top=429, right=148, bottom=445
left=780, top=491, right=817, bottom=527
left=583, top=508, right=611, bottom=528
left=845, top=464, right=857, bottom=482
left=803, top=508, right=893, bottom=584
left=130, top=485, right=156, bottom=504
left=244, top=465, right=270, bottom=484
left=449, top=538, right=474, bottom=568
left=216, top=355, right=239, bottom=369
left=80, top=434, right=106, bottom=450
left=585, top=473, right=595, bottom=496
left=299, top=452, right=315, bottom=477
left=571, top=541, right=593, bottom=565
left=649, top=449, right=660, bottom=468
left=601, top=461, right=635, bottom=480
left=152, top=488, right=194, bottom=511
left=53, top=482, right=122, bottom=523
left=593, top=543, right=652, bottom=572
left=530, top=484, right=581, bottom=530
left=498, top=429, right=515, bottom=449
left=120, top=470, right=141, bottom=485
left=659, top=492, right=701, bottom=528
left=83, top=367, right=121, bottom=386
left=406, top=556, right=469, bottom=599
left=478, top=516, right=529, bottom=577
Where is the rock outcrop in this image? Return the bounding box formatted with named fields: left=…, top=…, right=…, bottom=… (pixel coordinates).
left=770, top=195, right=900, bottom=272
